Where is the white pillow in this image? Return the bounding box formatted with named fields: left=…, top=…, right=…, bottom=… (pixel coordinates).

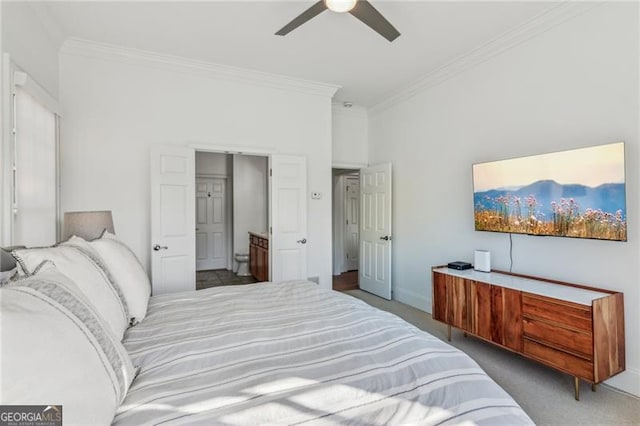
left=1, top=264, right=135, bottom=425
left=90, top=231, right=151, bottom=323
left=12, top=237, right=129, bottom=339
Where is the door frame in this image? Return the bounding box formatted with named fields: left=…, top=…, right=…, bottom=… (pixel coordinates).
left=331, top=166, right=362, bottom=277
left=195, top=174, right=231, bottom=271
left=192, top=144, right=274, bottom=279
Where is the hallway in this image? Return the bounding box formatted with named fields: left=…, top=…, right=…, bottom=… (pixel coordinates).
left=332, top=270, right=358, bottom=292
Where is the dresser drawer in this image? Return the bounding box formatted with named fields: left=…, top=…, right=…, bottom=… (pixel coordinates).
left=522, top=294, right=592, bottom=332
left=523, top=317, right=593, bottom=358
left=524, top=339, right=594, bottom=381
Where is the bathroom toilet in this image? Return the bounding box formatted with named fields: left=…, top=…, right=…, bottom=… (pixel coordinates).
left=235, top=253, right=251, bottom=276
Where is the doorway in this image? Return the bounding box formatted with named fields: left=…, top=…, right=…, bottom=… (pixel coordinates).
left=332, top=168, right=360, bottom=291
left=195, top=152, right=268, bottom=289
left=150, top=146, right=309, bottom=294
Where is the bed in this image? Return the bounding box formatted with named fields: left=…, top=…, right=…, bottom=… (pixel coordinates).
left=114, top=280, right=533, bottom=425
left=4, top=233, right=532, bottom=425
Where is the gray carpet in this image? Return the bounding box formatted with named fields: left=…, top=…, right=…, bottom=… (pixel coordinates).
left=345, top=289, right=640, bottom=425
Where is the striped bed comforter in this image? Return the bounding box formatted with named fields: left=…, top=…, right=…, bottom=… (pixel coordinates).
left=114, top=281, right=533, bottom=425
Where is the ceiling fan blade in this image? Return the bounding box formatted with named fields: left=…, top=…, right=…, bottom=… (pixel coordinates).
left=349, top=0, right=400, bottom=42
left=275, top=1, right=328, bottom=36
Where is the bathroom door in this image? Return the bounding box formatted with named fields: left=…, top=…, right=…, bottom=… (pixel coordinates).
left=195, top=177, right=227, bottom=271
left=150, top=145, right=195, bottom=295
left=270, top=155, right=307, bottom=282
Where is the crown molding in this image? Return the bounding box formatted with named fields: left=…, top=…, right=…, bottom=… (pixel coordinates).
left=370, top=1, right=602, bottom=115
left=60, top=38, right=340, bottom=98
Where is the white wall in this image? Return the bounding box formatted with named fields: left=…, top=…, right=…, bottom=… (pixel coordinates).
left=331, top=102, right=368, bottom=275
left=233, top=155, right=268, bottom=264
left=368, top=3, right=639, bottom=396
left=332, top=104, right=368, bottom=166
left=59, top=43, right=335, bottom=289
left=1, top=2, right=60, bottom=98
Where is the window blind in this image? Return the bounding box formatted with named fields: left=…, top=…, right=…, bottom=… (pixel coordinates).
left=13, top=87, right=57, bottom=246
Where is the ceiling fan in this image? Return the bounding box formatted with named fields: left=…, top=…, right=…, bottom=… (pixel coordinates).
left=275, top=0, right=400, bottom=42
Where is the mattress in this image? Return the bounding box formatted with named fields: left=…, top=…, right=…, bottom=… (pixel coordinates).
left=115, top=281, right=533, bottom=425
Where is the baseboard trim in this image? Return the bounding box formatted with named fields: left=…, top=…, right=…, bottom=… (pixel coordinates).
left=393, top=287, right=430, bottom=313
left=603, top=367, right=640, bottom=398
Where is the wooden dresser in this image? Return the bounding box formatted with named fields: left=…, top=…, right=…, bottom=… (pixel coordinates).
left=249, top=232, right=269, bottom=282
left=432, top=266, right=625, bottom=400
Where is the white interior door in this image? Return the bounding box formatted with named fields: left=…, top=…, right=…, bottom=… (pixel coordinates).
left=195, top=177, right=226, bottom=271
left=344, top=176, right=359, bottom=271
left=359, top=163, right=392, bottom=299
left=150, top=145, right=195, bottom=295
left=270, top=155, right=307, bottom=282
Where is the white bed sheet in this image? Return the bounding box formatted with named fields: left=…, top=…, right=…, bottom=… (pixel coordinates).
left=115, top=281, right=533, bottom=425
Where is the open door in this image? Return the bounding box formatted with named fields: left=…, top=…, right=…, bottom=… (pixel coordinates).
left=359, top=163, right=392, bottom=299
left=344, top=175, right=360, bottom=271
left=270, top=155, right=307, bottom=282
left=150, top=145, right=195, bottom=294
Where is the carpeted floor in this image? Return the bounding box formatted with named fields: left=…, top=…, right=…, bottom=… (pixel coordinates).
left=345, top=289, right=640, bottom=425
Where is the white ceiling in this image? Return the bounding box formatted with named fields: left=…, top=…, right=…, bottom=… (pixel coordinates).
left=41, top=1, right=558, bottom=107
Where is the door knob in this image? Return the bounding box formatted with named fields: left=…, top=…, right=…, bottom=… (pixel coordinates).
left=153, top=244, right=168, bottom=251
left=380, top=236, right=391, bottom=241
left=297, top=238, right=307, bottom=244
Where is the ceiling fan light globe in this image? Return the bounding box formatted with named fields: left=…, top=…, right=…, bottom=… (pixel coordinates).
left=325, top=0, right=357, bottom=13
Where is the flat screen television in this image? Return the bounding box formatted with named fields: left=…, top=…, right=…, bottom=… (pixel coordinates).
left=472, top=142, right=626, bottom=241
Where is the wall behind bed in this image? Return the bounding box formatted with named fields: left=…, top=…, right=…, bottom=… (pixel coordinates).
left=1, top=2, right=63, bottom=246
left=58, top=40, right=337, bottom=290
left=1, top=2, right=61, bottom=99
left=368, top=2, right=639, bottom=396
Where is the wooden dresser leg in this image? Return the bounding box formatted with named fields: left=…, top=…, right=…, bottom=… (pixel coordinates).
left=447, top=324, right=452, bottom=342
left=592, top=383, right=596, bottom=392
left=574, top=377, right=580, bottom=401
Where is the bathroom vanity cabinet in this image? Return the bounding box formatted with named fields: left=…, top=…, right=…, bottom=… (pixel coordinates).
left=249, top=232, right=269, bottom=282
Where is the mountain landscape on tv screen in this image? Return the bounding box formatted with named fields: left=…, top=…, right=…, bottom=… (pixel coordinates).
left=474, top=179, right=626, bottom=241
